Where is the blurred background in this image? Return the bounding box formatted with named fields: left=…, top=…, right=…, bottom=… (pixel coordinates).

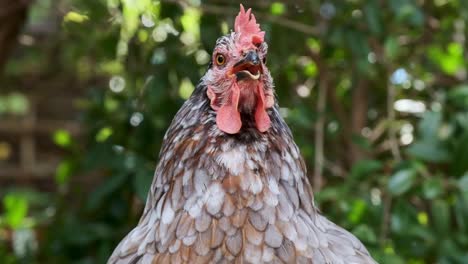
left=0, top=0, right=467, bottom=263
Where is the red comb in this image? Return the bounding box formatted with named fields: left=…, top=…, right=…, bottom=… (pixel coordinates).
left=234, top=4, right=265, bottom=48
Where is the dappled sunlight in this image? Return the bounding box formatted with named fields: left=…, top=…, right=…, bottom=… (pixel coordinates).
left=393, top=99, right=426, bottom=114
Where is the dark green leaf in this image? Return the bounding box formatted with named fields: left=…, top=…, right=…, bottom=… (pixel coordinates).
left=432, top=199, right=450, bottom=236
left=87, top=173, right=128, bottom=210
left=364, top=2, right=381, bottom=35
left=407, top=140, right=450, bottom=163
left=388, top=169, right=417, bottom=196
left=458, top=173, right=468, bottom=193
left=352, top=224, right=377, bottom=244
left=422, top=177, right=444, bottom=199
left=350, top=159, right=383, bottom=180
left=133, top=168, right=153, bottom=201
left=384, top=37, right=399, bottom=60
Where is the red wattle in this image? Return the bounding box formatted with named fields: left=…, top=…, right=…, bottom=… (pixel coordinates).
left=217, top=84, right=242, bottom=134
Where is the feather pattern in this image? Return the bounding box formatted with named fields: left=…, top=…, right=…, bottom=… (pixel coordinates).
left=108, top=82, right=377, bottom=263
left=108, top=4, right=376, bottom=264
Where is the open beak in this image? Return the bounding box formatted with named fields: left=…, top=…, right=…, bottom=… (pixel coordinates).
left=232, top=50, right=262, bottom=81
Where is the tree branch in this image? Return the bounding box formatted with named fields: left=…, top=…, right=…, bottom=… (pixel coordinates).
left=308, top=48, right=328, bottom=191
left=313, top=75, right=327, bottom=191
left=387, top=84, right=401, bottom=161
left=0, top=0, right=31, bottom=18
left=349, top=77, right=369, bottom=163
left=0, top=0, right=30, bottom=73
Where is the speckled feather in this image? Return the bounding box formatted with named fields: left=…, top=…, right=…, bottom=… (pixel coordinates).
left=107, top=82, right=376, bottom=263
left=108, top=6, right=376, bottom=264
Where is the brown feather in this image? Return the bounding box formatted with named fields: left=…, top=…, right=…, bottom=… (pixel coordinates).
left=107, top=6, right=377, bottom=264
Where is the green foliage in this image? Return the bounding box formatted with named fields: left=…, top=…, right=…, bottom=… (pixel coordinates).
left=387, top=168, right=416, bottom=196
left=1, top=0, right=468, bottom=263
left=0, top=93, right=29, bottom=115
left=2, top=194, right=29, bottom=229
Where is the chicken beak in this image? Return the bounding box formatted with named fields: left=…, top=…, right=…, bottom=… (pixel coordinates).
left=233, top=50, right=262, bottom=81
left=234, top=50, right=260, bottom=67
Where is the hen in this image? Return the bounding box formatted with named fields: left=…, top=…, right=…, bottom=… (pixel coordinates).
left=108, top=5, right=376, bottom=264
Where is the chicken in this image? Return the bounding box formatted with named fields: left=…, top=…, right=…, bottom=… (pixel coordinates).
left=108, top=5, right=376, bottom=264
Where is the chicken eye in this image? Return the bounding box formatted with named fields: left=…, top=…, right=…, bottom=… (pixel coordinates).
left=215, top=54, right=226, bottom=66
left=262, top=56, right=267, bottom=64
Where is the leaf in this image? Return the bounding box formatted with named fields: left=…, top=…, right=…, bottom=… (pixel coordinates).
left=270, top=2, right=286, bottom=16
left=407, top=115, right=452, bottom=163
left=352, top=224, right=377, bottom=243
left=7, top=93, right=29, bottom=115
left=83, top=143, right=122, bottom=171
left=350, top=159, right=382, bottom=180
left=380, top=254, right=407, bottom=264
left=454, top=193, right=468, bottom=234
left=96, top=127, right=113, bottom=142
left=417, top=211, right=429, bottom=226
left=390, top=0, right=424, bottom=27
left=448, top=85, right=468, bottom=108
left=117, top=0, right=154, bottom=57
left=451, top=132, right=468, bottom=176
left=133, top=168, right=153, bottom=201
left=428, top=43, right=464, bottom=75
left=432, top=199, right=450, bottom=236
left=179, top=78, right=195, bottom=99
left=407, top=140, right=451, bottom=163
left=419, top=112, right=441, bottom=140
left=439, top=239, right=464, bottom=263
left=3, top=194, right=29, bottom=229
left=458, top=173, right=468, bottom=193
left=306, top=38, right=320, bottom=53
left=55, top=160, right=73, bottom=185
left=390, top=206, right=408, bottom=234
left=63, top=11, right=89, bottom=23
left=388, top=169, right=417, bottom=196
left=422, top=177, right=443, bottom=199
left=384, top=37, right=399, bottom=60
left=181, top=7, right=200, bottom=33
left=303, top=61, right=317, bottom=77
left=455, top=112, right=468, bottom=130
left=347, top=199, right=367, bottom=224
left=364, top=2, right=381, bottom=35
left=345, top=30, right=370, bottom=58
left=87, top=173, right=128, bottom=210
left=314, top=186, right=344, bottom=203
left=53, top=129, right=72, bottom=147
